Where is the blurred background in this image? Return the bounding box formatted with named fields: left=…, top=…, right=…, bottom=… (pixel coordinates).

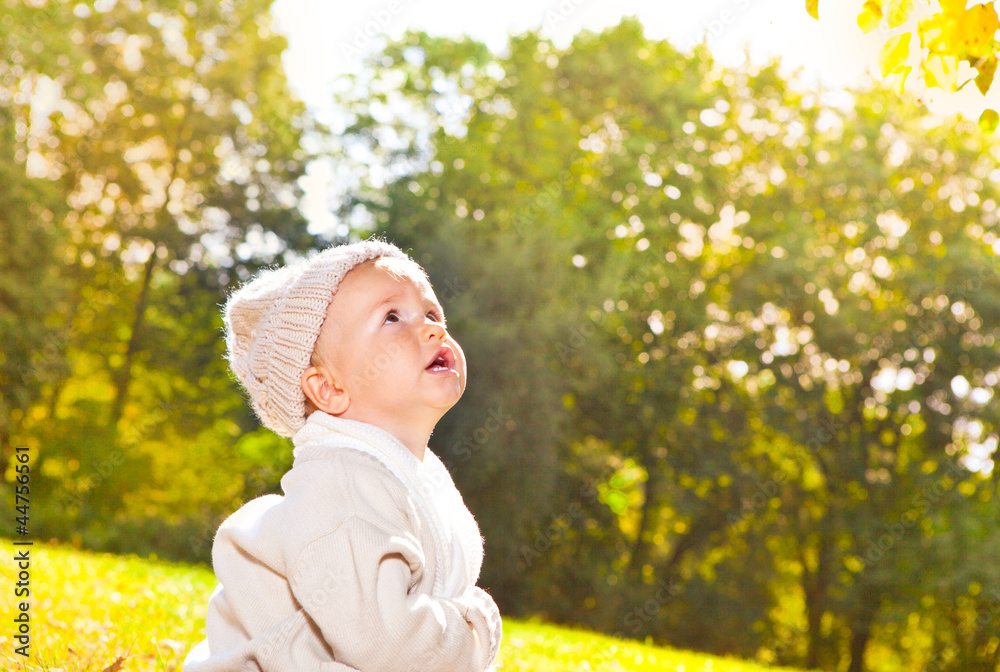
left=1, top=1, right=999, bottom=671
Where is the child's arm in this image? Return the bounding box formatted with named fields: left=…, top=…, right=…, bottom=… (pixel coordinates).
left=288, top=515, right=501, bottom=672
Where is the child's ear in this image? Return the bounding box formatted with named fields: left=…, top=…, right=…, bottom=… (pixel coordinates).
left=301, top=365, right=350, bottom=415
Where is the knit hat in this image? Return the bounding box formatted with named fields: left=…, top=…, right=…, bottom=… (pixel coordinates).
left=223, top=238, right=411, bottom=437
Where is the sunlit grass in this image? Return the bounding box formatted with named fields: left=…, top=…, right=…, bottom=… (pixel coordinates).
left=0, top=539, right=804, bottom=672
left=499, top=619, right=803, bottom=672
left=0, top=538, right=214, bottom=671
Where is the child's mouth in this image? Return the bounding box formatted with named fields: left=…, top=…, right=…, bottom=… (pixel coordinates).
left=425, top=346, right=456, bottom=374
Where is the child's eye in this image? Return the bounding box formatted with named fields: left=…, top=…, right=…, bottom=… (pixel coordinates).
left=384, top=310, right=400, bottom=324
left=427, top=310, right=444, bottom=322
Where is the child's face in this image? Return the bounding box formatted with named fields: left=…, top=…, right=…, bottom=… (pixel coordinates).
left=308, top=257, right=467, bottom=430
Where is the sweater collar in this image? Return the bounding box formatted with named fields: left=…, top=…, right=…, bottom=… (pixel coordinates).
left=291, top=411, right=423, bottom=468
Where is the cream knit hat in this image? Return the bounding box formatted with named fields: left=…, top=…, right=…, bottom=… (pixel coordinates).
left=223, top=238, right=410, bottom=437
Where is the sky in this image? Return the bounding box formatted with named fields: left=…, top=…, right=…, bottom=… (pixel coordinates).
left=270, top=0, right=1000, bottom=114
left=270, top=0, right=884, bottom=109
left=267, top=0, right=1000, bottom=233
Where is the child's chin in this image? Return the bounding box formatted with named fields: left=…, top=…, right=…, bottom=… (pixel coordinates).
left=434, top=389, right=464, bottom=411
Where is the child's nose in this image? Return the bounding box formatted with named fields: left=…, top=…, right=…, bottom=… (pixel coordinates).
left=423, top=322, right=446, bottom=342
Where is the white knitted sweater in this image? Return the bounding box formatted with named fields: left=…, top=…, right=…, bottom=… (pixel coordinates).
left=183, top=412, right=502, bottom=672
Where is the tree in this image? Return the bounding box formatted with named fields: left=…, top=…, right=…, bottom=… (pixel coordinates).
left=0, top=94, right=66, bottom=481
left=807, top=0, right=1000, bottom=131
left=331, top=17, right=1000, bottom=671
left=1, top=0, right=314, bottom=546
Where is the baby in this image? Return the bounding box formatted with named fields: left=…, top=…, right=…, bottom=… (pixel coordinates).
left=183, top=239, right=502, bottom=672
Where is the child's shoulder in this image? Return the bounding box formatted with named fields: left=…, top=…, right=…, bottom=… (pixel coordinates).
left=212, top=451, right=416, bottom=564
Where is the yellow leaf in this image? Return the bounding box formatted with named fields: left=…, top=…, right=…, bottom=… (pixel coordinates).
left=923, top=2, right=1000, bottom=60
left=975, top=55, right=998, bottom=95
left=979, top=108, right=999, bottom=133
left=938, top=0, right=965, bottom=13
left=891, top=65, right=912, bottom=94
left=918, top=14, right=947, bottom=51
left=957, top=3, right=1000, bottom=59
left=886, top=0, right=915, bottom=29
left=858, top=0, right=884, bottom=34
left=879, top=32, right=911, bottom=77
left=923, top=53, right=958, bottom=89
left=806, top=0, right=819, bottom=20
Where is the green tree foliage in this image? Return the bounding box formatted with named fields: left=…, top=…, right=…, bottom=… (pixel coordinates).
left=332, top=19, right=1000, bottom=671
left=0, top=92, right=66, bottom=480
left=0, top=0, right=312, bottom=549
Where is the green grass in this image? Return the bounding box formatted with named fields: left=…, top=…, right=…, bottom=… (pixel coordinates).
left=0, top=538, right=804, bottom=672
